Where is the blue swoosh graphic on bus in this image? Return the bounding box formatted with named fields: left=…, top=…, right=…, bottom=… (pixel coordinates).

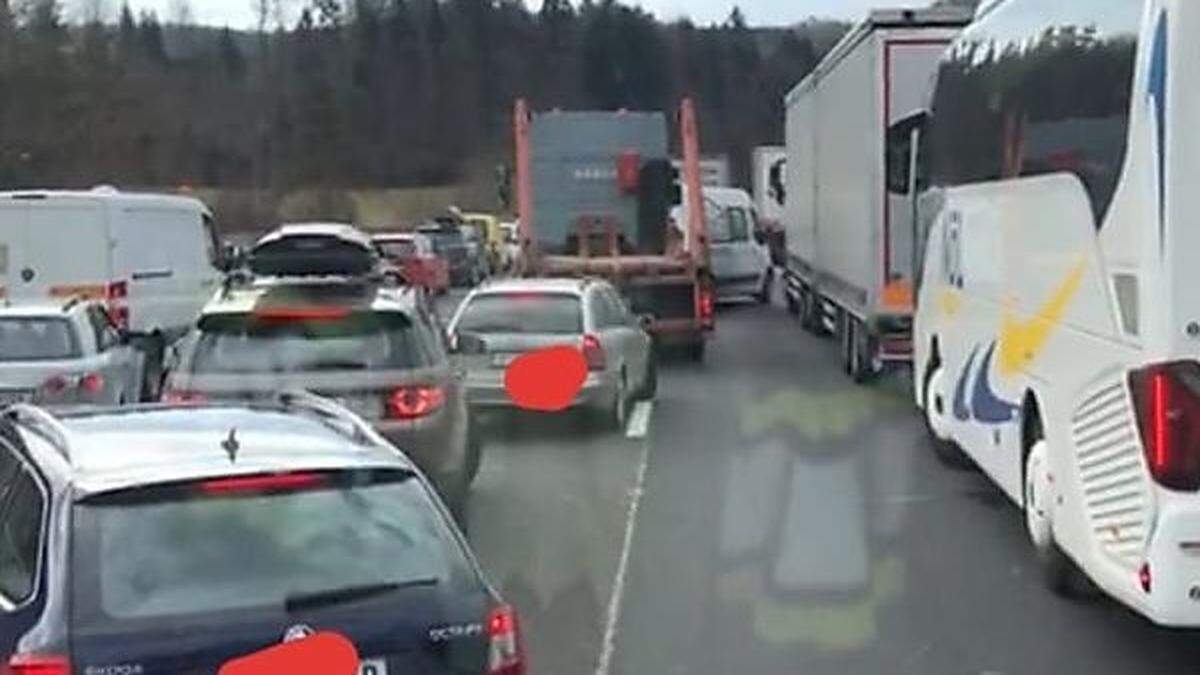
left=1149, top=12, right=1168, bottom=248
left=971, top=342, right=1019, bottom=424
left=952, top=345, right=981, bottom=422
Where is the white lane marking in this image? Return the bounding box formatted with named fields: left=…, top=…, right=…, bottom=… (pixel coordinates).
left=594, top=436, right=652, bottom=675
left=625, top=401, right=653, bottom=439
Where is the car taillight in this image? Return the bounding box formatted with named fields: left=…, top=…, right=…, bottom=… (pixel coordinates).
left=487, top=604, right=525, bottom=675
left=697, top=285, right=714, bottom=328
left=582, top=334, right=606, bottom=371
left=41, top=375, right=71, bottom=396
left=106, top=280, right=129, bottom=330
left=1129, top=362, right=1200, bottom=491
left=79, top=373, right=104, bottom=395
left=162, top=388, right=207, bottom=405
left=8, top=654, right=71, bottom=675
left=388, top=386, right=446, bottom=419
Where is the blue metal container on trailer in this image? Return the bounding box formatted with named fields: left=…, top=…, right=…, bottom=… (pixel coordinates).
left=530, top=111, right=669, bottom=254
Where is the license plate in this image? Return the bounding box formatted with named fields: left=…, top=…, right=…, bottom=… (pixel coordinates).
left=492, top=353, right=518, bottom=368
left=359, top=659, right=388, bottom=675
left=0, top=390, right=32, bottom=406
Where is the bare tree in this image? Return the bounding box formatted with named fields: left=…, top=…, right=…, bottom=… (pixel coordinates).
left=77, top=0, right=109, bottom=24
left=167, top=0, right=192, bottom=25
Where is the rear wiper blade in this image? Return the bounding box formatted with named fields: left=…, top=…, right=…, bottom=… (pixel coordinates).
left=285, top=578, right=439, bottom=613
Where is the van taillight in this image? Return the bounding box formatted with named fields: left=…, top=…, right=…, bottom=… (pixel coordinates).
left=8, top=654, right=71, bottom=675
left=1129, top=362, right=1200, bottom=491
left=106, top=280, right=129, bottom=330
left=582, top=334, right=606, bottom=371
left=487, top=604, right=525, bottom=675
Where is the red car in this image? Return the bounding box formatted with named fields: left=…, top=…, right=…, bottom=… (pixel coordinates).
left=375, top=233, right=450, bottom=295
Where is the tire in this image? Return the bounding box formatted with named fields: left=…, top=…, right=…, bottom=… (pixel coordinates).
left=800, top=288, right=823, bottom=335
left=464, top=427, right=483, bottom=486
left=606, top=372, right=630, bottom=431
left=637, top=352, right=658, bottom=400
left=137, top=333, right=165, bottom=402
left=756, top=270, right=774, bottom=305
left=850, top=318, right=880, bottom=385
left=923, top=365, right=974, bottom=470
left=1023, top=417, right=1084, bottom=596
left=840, top=314, right=854, bottom=375
left=785, top=290, right=800, bottom=316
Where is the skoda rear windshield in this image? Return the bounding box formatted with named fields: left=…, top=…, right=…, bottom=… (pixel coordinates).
left=456, top=294, right=582, bottom=335
left=70, top=470, right=475, bottom=629
left=0, top=318, right=80, bottom=361
left=190, top=310, right=440, bottom=374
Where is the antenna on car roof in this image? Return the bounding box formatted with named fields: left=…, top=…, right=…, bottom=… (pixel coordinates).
left=221, top=428, right=240, bottom=463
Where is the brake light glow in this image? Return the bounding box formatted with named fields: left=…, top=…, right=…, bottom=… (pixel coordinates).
left=106, top=280, right=129, bottom=330
left=487, top=604, right=525, bottom=675
left=79, top=373, right=104, bottom=395
left=582, top=334, right=606, bottom=371
left=698, top=286, right=714, bottom=328
left=1129, top=362, right=1200, bottom=491
left=387, top=386, right=446, bottom=419
left=163, top=388, right=207, bottom=405
left=199, top=472, right=326, bottom=495
left=8, top=654, right=71, bottom=675
left=253, top=307, right=351, bottom=322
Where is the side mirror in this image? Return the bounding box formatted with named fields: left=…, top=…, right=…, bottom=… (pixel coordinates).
left=753, top=229, right=767, bottom=246
left=448, top=332, right=487, bottom=355
left=217, top=243, right=241, bottom=272
left=117, top=329, right=132, bottom=346
left=638, top=314, right=655, bottom=331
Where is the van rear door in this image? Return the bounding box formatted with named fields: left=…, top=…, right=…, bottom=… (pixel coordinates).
left=8, top=197, right=110, bottom=301
left=111, top=205, right=215, bottom=335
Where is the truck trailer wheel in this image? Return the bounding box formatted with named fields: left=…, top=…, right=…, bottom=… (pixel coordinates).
left=850, top=319, right=881, bottom=385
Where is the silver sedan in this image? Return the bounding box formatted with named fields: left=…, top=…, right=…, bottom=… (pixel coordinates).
left=0, top=299, right=143, bottom=407
left=447, top=278, right=656, bottom=429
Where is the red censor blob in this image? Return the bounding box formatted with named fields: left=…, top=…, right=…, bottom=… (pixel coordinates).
left=504, top=346, right=588, bottom=412
left=219, top=632, right=360, bottom=675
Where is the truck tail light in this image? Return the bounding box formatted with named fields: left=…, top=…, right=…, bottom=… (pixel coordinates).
left=697, top=286, right=715, bottom=329
left=388, top=386, right=446, bottom=419
left=106, top=280, right=129, bottom=330
left=487, top=604, right=525, bottom=675
left=1129, top=362, right=1200, bottom=491
left=8, top=654, right=71, bottom=675
left=582, top=334, right=606, bottom=371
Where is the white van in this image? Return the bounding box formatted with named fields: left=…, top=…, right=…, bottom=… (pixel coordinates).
left=910, top=0, right=1200, bottom=626
left=674, top=187, right=773, bottom=303
left=0, top=188, right=223, bottom=396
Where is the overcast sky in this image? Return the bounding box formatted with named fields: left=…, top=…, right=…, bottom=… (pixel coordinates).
left=99, top=0, right=897, bottom=29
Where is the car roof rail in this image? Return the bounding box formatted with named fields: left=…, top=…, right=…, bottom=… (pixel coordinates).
left=275, top=390, right=374, bottom=445
left=3, top=404, right=73, bottom=463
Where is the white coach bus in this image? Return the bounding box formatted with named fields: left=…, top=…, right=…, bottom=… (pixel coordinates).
left=908, top=0, right=1200, bottom=625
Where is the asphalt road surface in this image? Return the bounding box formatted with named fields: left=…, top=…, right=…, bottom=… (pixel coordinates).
left=438, top=288, right=1200, bottom=675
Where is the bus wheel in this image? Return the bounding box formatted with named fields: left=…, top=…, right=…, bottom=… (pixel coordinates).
left=923, top=365, right=973, bottom=470
left=1024, top=427, right=1085, bottom=596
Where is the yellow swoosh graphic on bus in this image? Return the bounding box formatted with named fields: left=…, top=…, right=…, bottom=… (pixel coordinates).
left=997, top=259, right=1086, bottom=377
